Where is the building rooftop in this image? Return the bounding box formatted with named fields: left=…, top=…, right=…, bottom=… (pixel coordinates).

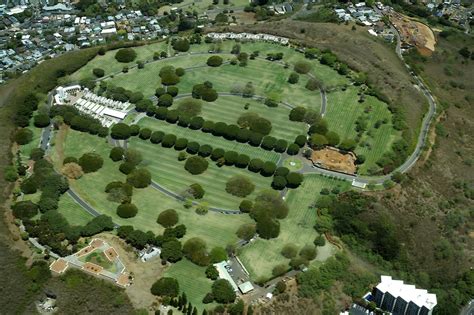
left=376, top=275, right=437, bottom=310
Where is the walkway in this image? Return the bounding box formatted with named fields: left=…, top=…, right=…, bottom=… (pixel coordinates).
left=47, top=31, right=438, bottom=225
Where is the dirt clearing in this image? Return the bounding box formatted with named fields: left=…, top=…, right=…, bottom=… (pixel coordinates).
left=310, top=148, right=357, bottom=174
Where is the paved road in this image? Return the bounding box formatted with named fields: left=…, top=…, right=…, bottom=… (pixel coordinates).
left=150, top=180, right=242, bottom=214
left=67, top=189, right=120, bottom=227
left=48, top=29, right=438, bottom=222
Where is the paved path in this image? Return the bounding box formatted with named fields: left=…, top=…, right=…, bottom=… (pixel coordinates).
left=48, top=30, right=438, bottom=223
left=29, top=238, right=60, bottom=259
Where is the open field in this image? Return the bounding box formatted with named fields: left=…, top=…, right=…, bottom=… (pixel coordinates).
left=107, top=53, right=322, bottom=110
left=137, top=117, right=280, bottom=163
left=324, top=87, right=401, bottom=174
left=184, top=40, right=350, bottom=87
left=172, top=96, right=307, bottom=142
left=51, top=128, right=252, bottom=248
left=238, top=174, right=349, bottom=280
left=129, top=135, right=274, bottom=210
left=57, top=193, right=94, bottom=226
left=69, top=41, right=168, bottom=82
left=163, top=259, right=215, bottom=312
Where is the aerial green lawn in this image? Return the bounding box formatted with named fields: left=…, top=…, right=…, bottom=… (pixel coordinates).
left=129, top=135, right=274, bottom=210
left=105, top=53, right=214, bottom=95
left=69, top=41, right=168, bottom=81
left=106, top=52, right=322, bottom=110
left=172, top=95, right=307, bottom=142
left=325, top=87, right=401, bottom=174
left=185, top=40, right=350, bottom=87
left=238, top=174, right=349, bottom=281
left=19, top=124, right=42, bottom=160
left=52, top=129, right=252, bottom=248
left=57, top=193, right=94, bottom=226
left=176, top=58, right=321, bottom=109
left=137, top=117, right=280, bottom=163
left=163, top=259, right=215, bottom=312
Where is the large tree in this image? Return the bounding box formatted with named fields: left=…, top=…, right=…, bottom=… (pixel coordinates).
left=157, top=209, right=179, bottom=228
left=212, top=279, right=236, bottom=304
left=183, top=237, right=209, bottom=266
left=184, top=156, right=208, bottom=175
left=225, top=175, right=255, bottom=197
left=78, top=152, right=103, bottom=173
left=150, top=277, right=179, bottom=297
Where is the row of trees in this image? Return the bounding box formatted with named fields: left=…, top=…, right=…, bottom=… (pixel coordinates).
left=142, top=105, right=303, bottom=155
left=49, top=105, right=109, bottom=137
left=132, top=126, right=302, bottom=188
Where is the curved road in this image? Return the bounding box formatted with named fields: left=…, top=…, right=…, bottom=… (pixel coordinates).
left=45, top=32, right=437, bottom=218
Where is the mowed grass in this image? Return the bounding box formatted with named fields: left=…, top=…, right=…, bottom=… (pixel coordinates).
left=69, top=41, right=168, bottom=81
left=106, top=52, right=322, bottom=110
left=51, top=129, right=252, bottom=248
left=186, top=40, right=350, bottom=87
left=19, top=124, right=42, bottom=160
left=105, top=54, right=213, bottom=96
left=129, top=135, right=274, bottom=210
left=137, top=117, right=280, bottom=162
left=325, top=87, right=401, bottom=174
left=177, top=58, right=321, bottom=109
left=172, top=96, right=307, bottom=142
left=163, top=259, right=215, bottom=312
left=57, top=193, right=94, bottom=226
left=238, top=174, right=350, bottom=281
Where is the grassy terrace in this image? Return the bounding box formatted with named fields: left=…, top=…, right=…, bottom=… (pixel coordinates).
left=57, top=193, right=94, bottom=226
left=163, top=259, right=215, bottom=312
left=238, top=174, right=350, bottom=281
left=137, top=117, right=280, bottom=163
left=69, top=41, right=168, bottom=81
left=129, top=135, right=274, bottom=210
left=325, top=87, right=401, bottom=174
left=183, top=40, right=351, bottom=87
left=52, top=129, right=252, bottom=248
left=106, top=54, right=322, bottom=110
left=172, top=95, right=307, bottom=142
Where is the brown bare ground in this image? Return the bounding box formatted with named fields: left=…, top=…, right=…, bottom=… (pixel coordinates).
left=311, top=148, right=356, bottom=174
left=50, top=259, right=68, bottom=274
left=213, top=20, right=427, bottom=135
left=97, top=233, right=165, bottom=311
left=83, top=262, right=103, bottom=274
left=390, top=12, right=436, bottom=55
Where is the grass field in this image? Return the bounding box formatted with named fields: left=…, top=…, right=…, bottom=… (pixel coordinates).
left=51, top=128, right=252, bottom=248
left=129, top=134, right=274, bottom=210
left=137, top=117, right=280, bottom=163
left=325, top=87, right=401, bottom=174
left=172, top=96, right=307, bottom=142
left=184, top=40, right=350, bottom=87
left=57, top=193, right=94, bottom=226
left=106, top=53, right=322, bottom=110
left=18, top=124, right=42, bottom=160
left=69, top=41, right=168, bottom=82
left=238, top=174, right=350, bottom=281
left=163, top=259, right=215, bottom=312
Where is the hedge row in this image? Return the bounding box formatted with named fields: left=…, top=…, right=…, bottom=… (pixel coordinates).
left=50, top=105, right=109, bottom=137
left=146, top=106, right=304, bottom=155
left=135, top=129, right=303, bottom=189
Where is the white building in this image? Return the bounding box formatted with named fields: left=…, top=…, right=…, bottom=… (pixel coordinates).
left=372, top=275, right=437, bottom=315
left=213, top=261, right=238, bottom=292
